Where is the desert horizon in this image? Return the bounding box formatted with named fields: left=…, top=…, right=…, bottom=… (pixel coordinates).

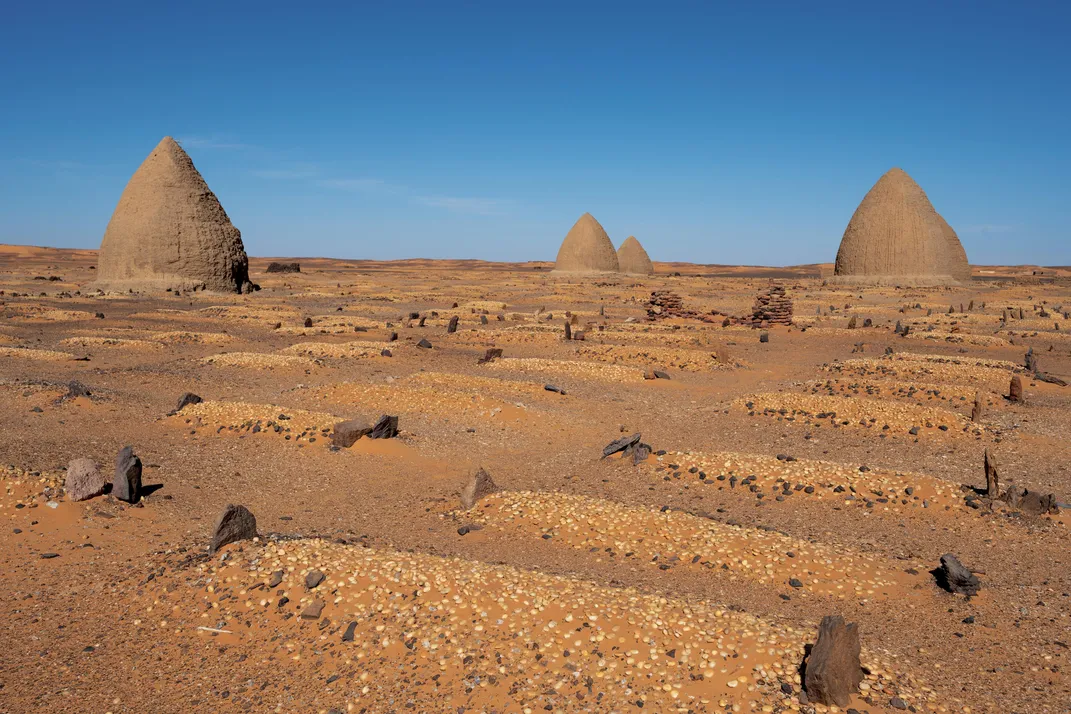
left=3, top=3, right=1069, bottom=713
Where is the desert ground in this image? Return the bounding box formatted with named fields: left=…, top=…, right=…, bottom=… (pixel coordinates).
left=1, top=244, right=1069, bottom=714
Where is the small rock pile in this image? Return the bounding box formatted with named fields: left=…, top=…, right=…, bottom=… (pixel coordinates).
left=645, top=291, right=720, bottom=322
left=744, top=285, right=793, bottom=327
left=265, top=262, right=301, bottom=273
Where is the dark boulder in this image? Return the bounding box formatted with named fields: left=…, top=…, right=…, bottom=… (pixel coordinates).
left=369, top=415, right=399, bottom=439
left=933, top=553, right=981, bottom=596
left=210, top=504, right=257, bottom=553
left=112, top=446, right=142, bottom=503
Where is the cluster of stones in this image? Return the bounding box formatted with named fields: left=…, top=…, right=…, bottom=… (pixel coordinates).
left=743, top=286, right=794, bottom=327
left=645, top=291, right=721, bottom=322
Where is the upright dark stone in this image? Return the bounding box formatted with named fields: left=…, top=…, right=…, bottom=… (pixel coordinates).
left=210, top=505, right=257, bottom=553
left=971, top=393, right=983, bottom=422
left=803, top=615, right=863, bottom=707
left=112, top=445, right=142, bottom=503
left=447, top=316, right=459, bottom=334
left=1008, top=375, right=1023, bottom=403
left=369, top=415, right=399, bottom=439
left=564, top=321, right=572, bottom=340
left=983, top=448, right=1000, bottom=497
left=759, top=331, right=769, bottom=343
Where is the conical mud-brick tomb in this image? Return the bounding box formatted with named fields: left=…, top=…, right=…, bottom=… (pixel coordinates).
left=617, top=236, right=654, bottom=275
left=97, top=137, right=250, bottom=292
left=554, top=213, right=620, bottom=274
left=833, top=168, right=970, bottom=284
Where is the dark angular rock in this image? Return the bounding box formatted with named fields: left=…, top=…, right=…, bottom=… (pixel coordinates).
left=933, top=553, right=981, bottom=596
left=342, top=621, right=357, bottom=642
left=112, top=445, right=142, bottom=503
left=803, top=615, right=863, bottom=707
left=175, top=392, right=203, bottom=412
left=447, top=316, right=459, bottom=334
left=210, top=504, right=257, bottom=553
left=544, top=384, right=566, bottom=394
left=369, top=414, right=399, bottom=439
left=759, top=331, right=769, bottom=343
left=602, top=433, right=642, bottom=458
left=305, top=570, right=325, bottom=590
left=303, top=317, right=313, bottom=328
left=460, top=468, right=498, bottom=509
left=417, top=338, right=433, bottom=349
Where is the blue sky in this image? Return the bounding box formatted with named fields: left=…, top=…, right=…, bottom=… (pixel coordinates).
left=1, top=1, right=1068, bottom=265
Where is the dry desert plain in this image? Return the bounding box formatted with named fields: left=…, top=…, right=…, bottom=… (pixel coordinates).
left=1, top=244, right=1070, bottom=714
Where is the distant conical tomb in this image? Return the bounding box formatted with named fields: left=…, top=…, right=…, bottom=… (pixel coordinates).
left=97, top=137, right=250, bottom=293
left=617, top=236, right=654, bottom=275
left=833, top=168, right=969, bottom=284
left=554, top=213, right=620, bottom=274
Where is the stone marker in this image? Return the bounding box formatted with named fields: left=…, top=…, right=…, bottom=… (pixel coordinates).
left=369, top=415, right=399, bottom=439
left=459, top=468, right=498, bottom=509
left=934, top=553, right=980, bottom=596
left=478, top=348, right=502, bottom=364
left=65, top=458, right=108, bottom=502
left=175, top=392, right=203, bottom=412
left=983, top=448, right=1000, bottom=497
left=112, top=445, right=142, bottom=503
left=803, top=615, right=863, bottom=707
left=210, top=504, right=257, bottom=553
left=564, top=321, right=572, bottom=340
left=602, top=433, right=642, bottom=458
left=1008, top=375, right=1023, bottom=403
left=331, top=419, right=372, bottom=447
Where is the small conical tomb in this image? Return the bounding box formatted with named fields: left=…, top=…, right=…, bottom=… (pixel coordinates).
left=97, top=137, right=250, bottom=292
left=833, top=168, right=968, bottom=284
left=553, top=213, right=620, bottom=273
left=617, top=235, right=654, bottom=275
